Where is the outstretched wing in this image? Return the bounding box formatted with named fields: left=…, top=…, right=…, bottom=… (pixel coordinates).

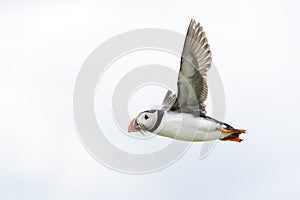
left=169, top=19, right=212, bottom=116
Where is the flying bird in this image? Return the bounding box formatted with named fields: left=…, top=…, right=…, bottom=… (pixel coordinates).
left=128, top=19, right=246, bottom=142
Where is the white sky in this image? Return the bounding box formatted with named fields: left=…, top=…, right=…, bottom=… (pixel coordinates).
left=1, top=0, right=300, bottom=199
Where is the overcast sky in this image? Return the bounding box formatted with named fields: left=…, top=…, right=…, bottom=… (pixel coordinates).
left=1, top=0, right=300, bottom=200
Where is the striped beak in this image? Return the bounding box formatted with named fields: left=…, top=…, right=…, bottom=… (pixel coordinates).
left=128, top=117, right=139, bottom=132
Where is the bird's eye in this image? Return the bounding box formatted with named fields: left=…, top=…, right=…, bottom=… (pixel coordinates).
left=144, top=114, right=149, bottom=120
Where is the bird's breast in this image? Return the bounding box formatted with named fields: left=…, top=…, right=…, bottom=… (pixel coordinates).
left=153, top=112, right=225, bottom=141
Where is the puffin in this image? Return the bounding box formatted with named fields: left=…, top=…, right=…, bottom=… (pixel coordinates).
left=128, top=19, right=246, bottom=142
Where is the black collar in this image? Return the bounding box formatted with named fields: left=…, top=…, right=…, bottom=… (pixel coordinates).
left=148, top=110, right=164, bottom=132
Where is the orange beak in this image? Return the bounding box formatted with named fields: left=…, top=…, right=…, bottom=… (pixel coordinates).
left=128, top=117, right=138, bottom=132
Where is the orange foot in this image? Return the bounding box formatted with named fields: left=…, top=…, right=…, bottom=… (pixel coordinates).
left=218, top=127, right=246, bottom=134
left=220, top=136, right=243, bottom=142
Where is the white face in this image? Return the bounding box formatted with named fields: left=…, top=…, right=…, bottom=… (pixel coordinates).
left=137, top=111, right=158, bottom=130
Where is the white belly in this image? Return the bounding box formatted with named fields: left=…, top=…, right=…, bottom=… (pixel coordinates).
left=153, top=112, right=228, bottom=142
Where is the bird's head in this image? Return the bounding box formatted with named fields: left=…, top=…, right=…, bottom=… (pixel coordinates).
left=128, top=110, right=158, bottom=133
